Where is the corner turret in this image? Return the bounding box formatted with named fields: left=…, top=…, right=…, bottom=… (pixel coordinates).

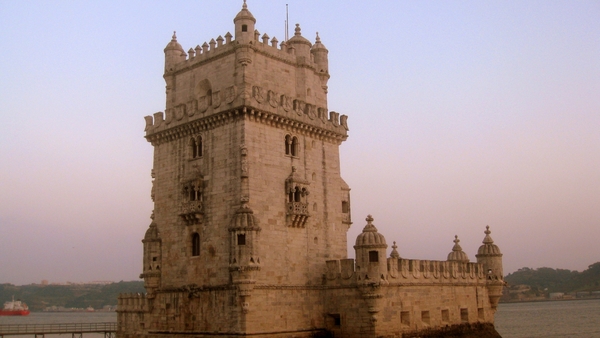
left=476, top=226, right=503, bottom=280
left=234, top=0, right=256, bottom=43
left=140, top=220, right=161, bottom=297
left=287, top=24, right=312, bottom=59
left=311, top=32, right=329, bottom=73
left=164, top=32, right=186, bottom=72
left=354, top=215, right=388, bottom=284
left=476, top=225, right=504, bottom=310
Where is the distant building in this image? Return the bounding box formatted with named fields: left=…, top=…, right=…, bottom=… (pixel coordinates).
left=117, top=2, right=505, bottom=337
left=549, top=292, right=564, bottom=300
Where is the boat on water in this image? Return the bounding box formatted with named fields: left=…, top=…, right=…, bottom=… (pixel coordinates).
left=0, top=296, right=30, bottom=316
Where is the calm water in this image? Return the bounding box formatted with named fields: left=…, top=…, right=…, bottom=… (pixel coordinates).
left=0, top=312, right=116, bottom=337
left=495, top=298, right=600, bottom=338
left=1, top=300, right=599, bottom=337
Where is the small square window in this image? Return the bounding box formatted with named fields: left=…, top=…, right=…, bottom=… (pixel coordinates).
left=401, top=311, right=410, bottom=326
left=441, top=309, right=449, bottom=322
left=237, top=234, right=246, bottom=246
left=329, top=314, right=341, bottom=327
left=369, top=251, right=379, bottom=263
left=460, top=308, right=469, bottom=322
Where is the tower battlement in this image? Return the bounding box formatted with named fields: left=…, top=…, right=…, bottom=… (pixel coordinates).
left=166, top=29, right=326, bottom=77
left=154, top=2, right=337, bottom=143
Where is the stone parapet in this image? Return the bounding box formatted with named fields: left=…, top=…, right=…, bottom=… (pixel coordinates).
left=144, top=107, right=348, bottom=146
left=325, top=258, right=487, bottom=286
left=117, top=293, right=149, bottom=313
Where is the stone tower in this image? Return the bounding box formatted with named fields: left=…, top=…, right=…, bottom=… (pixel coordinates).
left=122, top=2, right=351, bottom=336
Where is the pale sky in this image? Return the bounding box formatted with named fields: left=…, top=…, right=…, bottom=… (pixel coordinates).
left=1, top=1, right=598, bottom=285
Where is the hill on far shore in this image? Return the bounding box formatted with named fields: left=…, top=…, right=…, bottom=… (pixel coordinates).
left=0, top=281, right=145, bottom=311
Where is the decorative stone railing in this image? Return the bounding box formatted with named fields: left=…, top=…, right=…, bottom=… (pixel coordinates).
left=287, top=201, right=308, bottom=215
left=179, top=200, right=203, bottom=225
left=325, top=258, right=487, bottom=286
left=286, top=202, right=309, bottom=228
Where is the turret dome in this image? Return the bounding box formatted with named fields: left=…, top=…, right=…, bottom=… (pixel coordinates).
left=311, top=32, right=327, bottom=51
left=144, top=222, right=160, bottom=241
left=230, top=203, right=260, bottom=229
left=354, top=215, right=387, bottom=248
left=164, top=32, right=184, bottom=53
left=477, top=226, right=502, bottom=256
left=447, top=235, right=469, bottom=262
left=288, top=24, right=311, bottom=46
left=233, top=0, right=256, bottom=24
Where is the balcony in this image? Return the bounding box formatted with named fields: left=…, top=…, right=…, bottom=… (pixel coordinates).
left=179, top=200, right=203, bottom=225
left=287, top=202, right=309, bottom=227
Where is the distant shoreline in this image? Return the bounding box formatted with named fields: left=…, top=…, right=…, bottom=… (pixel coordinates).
left=500, top=296, right=600, bottom=304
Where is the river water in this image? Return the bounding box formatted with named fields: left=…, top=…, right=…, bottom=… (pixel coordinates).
left=1, top=299, right=599, bottom=337
left=495, top=298, right=600, bottom=337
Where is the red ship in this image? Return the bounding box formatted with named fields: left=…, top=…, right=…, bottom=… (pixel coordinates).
left=0, top=297, right=30, bottom=316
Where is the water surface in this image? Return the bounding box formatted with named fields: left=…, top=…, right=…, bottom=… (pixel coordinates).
left=495, top=298, right=600, bottom=338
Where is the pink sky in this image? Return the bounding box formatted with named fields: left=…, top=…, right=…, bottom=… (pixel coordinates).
left=1, top=1, right=599, bottom=285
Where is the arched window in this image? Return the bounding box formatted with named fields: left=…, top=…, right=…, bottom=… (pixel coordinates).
left=285, top=135, right=292, bottom=155
left=190, top=138, right=197, bottom=158
left=285, top=135, right=299, bottom=156
left=196, top=136, right=203, bottom=157
left=294, top=187, right=301, bottom=202
left=291, top=137, right=298, bottom=156
left=190, top=136, right=203, bottom=159
left=192, top=233, right=200, bottom=256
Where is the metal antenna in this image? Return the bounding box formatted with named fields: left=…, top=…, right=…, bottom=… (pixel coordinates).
left=285, top=4, right=289, bottom=41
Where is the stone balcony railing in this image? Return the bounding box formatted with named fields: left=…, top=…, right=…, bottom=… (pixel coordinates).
left=287, top=202, right=309, bottom=227
left=179, top=200, right=203, bottom=225
left=287, top=201, right=308, bottom=215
